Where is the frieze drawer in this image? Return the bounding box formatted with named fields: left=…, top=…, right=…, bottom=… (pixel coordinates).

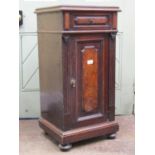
left=64, top=11, right=118, bottom=30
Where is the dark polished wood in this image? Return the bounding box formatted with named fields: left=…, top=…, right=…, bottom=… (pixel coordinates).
left=69, top=11, right=114, bottom=30
left=74, top=16, right=108, bottom=25
left=39, top=118, right=119, bottom=145
left=36, top=5, right=120, bottom=150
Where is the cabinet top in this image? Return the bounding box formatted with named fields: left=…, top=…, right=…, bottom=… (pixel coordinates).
left=35, top=5, right=121, bottom=14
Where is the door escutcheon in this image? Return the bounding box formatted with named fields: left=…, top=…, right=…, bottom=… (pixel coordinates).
left=70, top=78, right=76, bottom=88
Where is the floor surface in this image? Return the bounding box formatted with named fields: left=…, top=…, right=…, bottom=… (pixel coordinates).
left=19, top=115, right=135, bottom=155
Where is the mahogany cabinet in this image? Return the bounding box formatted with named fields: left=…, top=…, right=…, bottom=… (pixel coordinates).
left=35, top=5, right=120, bottom=150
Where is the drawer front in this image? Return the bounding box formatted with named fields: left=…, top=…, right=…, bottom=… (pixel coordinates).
left=74, top=16, right=109, bottom=25
left=64, top=11, right=116, bottom=30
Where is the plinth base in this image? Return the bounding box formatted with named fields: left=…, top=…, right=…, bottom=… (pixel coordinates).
left=39, top=118, right=119, bottom=150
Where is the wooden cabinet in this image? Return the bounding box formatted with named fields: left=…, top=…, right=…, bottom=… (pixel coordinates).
left=35, top=5, right=120, bottom=150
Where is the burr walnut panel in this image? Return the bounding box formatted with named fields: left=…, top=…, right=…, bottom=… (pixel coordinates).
left=74, top=16, right=109, bottom=25
left=81, top=46, right=98, bottom=113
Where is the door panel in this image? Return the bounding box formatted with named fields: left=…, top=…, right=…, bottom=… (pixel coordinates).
left=82, top=46, right=98, bottom=113
left=72, top=34, right=109, bottom=127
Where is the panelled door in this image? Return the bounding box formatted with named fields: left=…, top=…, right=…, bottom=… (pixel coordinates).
left=70, top=34, right=110, bottom=127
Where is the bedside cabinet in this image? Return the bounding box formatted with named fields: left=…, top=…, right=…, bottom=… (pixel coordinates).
left=35, top=5, right=120, bottom=150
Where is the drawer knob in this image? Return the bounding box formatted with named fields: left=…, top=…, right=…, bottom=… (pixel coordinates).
left=88, top=18, right=93, bottom=24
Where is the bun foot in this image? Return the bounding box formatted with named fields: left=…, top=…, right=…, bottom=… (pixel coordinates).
left=58, top=144, right=72, bottom=151
left=107, top=133, right=116, bottom=139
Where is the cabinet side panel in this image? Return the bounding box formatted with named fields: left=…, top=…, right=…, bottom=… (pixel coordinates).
left=37, top=12, right=63, bottom=31
left=38, top=33, right=64, bottom=129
